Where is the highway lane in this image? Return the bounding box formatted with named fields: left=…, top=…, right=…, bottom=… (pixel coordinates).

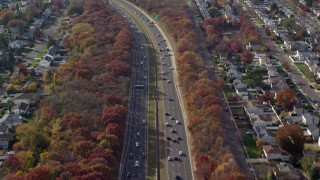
left=112, top=4, right=149, bottom=180
left=114, top=1, right=193, bottom=179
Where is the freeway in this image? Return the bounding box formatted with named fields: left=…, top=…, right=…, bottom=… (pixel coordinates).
left=113, top=0, right=194, bottom=179
left=112, top=4, right=149, bottom=180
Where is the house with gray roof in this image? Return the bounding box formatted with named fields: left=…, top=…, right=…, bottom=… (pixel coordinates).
left=254, top=125, right=275, bottom=144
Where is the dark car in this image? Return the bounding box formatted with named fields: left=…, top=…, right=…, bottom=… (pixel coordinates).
left=165, top=112, right=170, bottom=116
left=175, top=175, right=181, bottom=179
left=177, top=137, right=182, bottom=141
left=127, top=172, right=131, bottom=178
left=167, top=136, right=172, bottom=141
left=169, top=98, right=174, bottom=101
left=174, top=157, right=180, bottom=161
left=129, top=153, right=134, bottom=158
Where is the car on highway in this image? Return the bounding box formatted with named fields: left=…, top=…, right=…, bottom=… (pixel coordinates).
left=176, top=120, right=181, bottom=124
left=165, top=122, right=170, bottom=126
left=169, top=98, right=174, bottom=101
left=136, top=132, right=141, bottom=137
left=172, top=138, right=179, bottom=143
left=167, top=156, right=173, bottom=161
left=165, top=112, right=170, bottom=116
left=167, top=80, right=171, bottom=83
left=161, top=57, right=164, bottom=59
left=167, top=136, right=172, bottom=141
left=171, top=129, right=176, bottom=133
left=179, top=151, right=184, bottom=156
left=127, top=172, right=132, bottom=178
left=142, top=119, right=146, bottom=124
left=135, top=142, right=140, bottom=147
left=142, top=153, right=145, bottom=158
left=174, top=156, right=180, bottom=161
left=177, top=136, right=182, bottom=141
left=129, top=153, right=134, bottom=158
left=170, top=116, right=174, bottom=120
left=175, top=175, right=182, bottom=179
left=134, top=161, right=139, bottom=167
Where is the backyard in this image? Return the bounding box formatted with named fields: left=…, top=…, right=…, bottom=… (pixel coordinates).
left=295, top=64, right=315, bottom=83
left=243, top=134, right=261, bottom=158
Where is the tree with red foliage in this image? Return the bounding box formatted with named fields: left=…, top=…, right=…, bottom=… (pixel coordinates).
left=26, top=167, right=50, bottom=180
left=107, top=59, right=132, bottom=77
left=275, top=87, right=297, bottom=110
left=195, top=155, right=216, bottom=179
left=276, top=124, right=305, bottom=156
left=52, top=0, right=64, bottom=9
left=100, top=105, right=127, bottom=125
left=18, top=64, right=28, bottom=76
left=241, top=49, right=253, bottom=64
left=73, top=141, right=96, bottom=158
left=105, top=94, right=122, bottom=106
left=2, top=155, right=21, bottom=173
left=230, top=42, right=239, bottom=53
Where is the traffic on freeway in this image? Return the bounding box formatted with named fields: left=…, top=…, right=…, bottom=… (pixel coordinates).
left=114, top=0, right=194, bottom=180
left=112, top=3, right=149, bottom=180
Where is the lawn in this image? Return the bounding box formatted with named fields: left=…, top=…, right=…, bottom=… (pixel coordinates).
left=230, top=106, right=245, bottom=115
left=243, top=135, right=261, bottom=158
left=224, top=84, right=234, bottom=99
left=295, top=64, right=316, bottom=82
left=304, top=143, right=320, bottom=152
left=314, top=84, right=320, bottom=90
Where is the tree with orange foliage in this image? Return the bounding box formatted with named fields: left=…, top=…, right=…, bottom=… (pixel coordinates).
left=275, top=87, right=297, bottom=110
left=276, top=124, right=305, bottom=156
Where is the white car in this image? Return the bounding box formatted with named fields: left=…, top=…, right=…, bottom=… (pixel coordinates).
left=179, top=151, right=183, bottom=156
left=135, top=142, right=140, bottom=147
left=165, top=122, right=170, bottom=126
left=170, top=116, right=174, bottom=120
left=134, top=161, right=139, bottom=167
left=136, top=132, right=141, bottom=137
left=175, top=120, right=180, bottom=125
left=168, top=156, right=173, bottom=161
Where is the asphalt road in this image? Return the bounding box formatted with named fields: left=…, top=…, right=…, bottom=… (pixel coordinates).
left=112, top=4, right=149, bottom=180
left=113, top=1, right=193, bottom=179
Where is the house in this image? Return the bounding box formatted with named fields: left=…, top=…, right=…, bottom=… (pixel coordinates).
left=259, top=55, right=270, bottom=66
left=263, top=145, right=290, bottom=161
left=249, top=113, right=267, bottom=127
left=302, top=112, right=319, bottom=126
left=254, top=125, right=275, bottom=144
left=8, top=40, right=24, bottom=49
left=274, top=162, right=300, bottom=180
left=289, top=41, right=312, bottom=51
left=245, top=102, right=264, bottom=114
left=246, top=42, right=262, bottom=51
left=233, top=79, right=248, bottom=100
left=305, top=56, right=319, bottom=73
left=307, top=124, right=319, bottom=138
left=0, top=133, right=12, bottom=150
left=0, top=124, right=9, bottom=135
left=13, top=93, right=38, bottom=105
left=0, top=114, right=23, bottom=128
left=228, top=68, right=243, bottom=80
left=294, top=50, right=317, bottom=61
left=11, top=102, right=29, bottom=115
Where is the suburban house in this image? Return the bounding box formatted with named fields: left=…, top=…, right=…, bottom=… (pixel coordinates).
left=263, top=145, right=290, bottom=161
left=249, top=113, right=278, bottom=127
left=0, top=114, right=23, bottom=128
left=302, top=112, right=319, bottom=126
left=228, top=68, right=243, bottom=80
left=293, top=50, right=318, bottom=61
left=233, top=79, right=248, bottom=100
left=254, top=125, right=275, bottom=144
left=13, top=93, right=39, bottom=105
left=0, top=124, right=9, bottom=135
left=307, top=124, right=319, bottom=139
left=0, top=133, right=12, bottom=150
left=274, top=162, right=300, bottom=180
left=305, top=56, right=319, bottom=74
left=246, top=42, right=262, bottom=51
left=11, top=102, right=29, bottom=115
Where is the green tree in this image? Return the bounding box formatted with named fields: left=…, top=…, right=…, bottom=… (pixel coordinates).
left=72, top=23, right=94, bottom=34
left=301, top=155, right=315, bottom=171
left=309, top=167, right=319, bottom=180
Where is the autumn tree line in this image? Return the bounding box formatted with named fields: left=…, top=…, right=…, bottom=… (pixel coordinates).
left=130, top=0, right=246, bottom=179
left=2, top=0, right=133, bottom=179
